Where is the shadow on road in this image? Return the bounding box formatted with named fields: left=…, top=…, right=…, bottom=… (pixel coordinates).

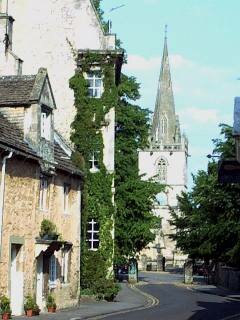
left=188, top=299, right=240, bottom=320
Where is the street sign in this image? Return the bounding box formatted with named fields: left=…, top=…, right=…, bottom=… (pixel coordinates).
left=218, top=159, right=240, bottom=183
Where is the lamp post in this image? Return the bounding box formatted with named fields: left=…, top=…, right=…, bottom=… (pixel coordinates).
left=107, top=4, right=125, bottom=33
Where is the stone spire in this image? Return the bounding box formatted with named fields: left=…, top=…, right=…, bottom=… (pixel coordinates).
left=151, top=28, right=181, bottom=146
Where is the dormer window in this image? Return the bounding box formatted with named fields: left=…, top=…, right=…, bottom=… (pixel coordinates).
left=41, top=106, right=51, bottom=140
left=86, top=71, right=103, bottom=98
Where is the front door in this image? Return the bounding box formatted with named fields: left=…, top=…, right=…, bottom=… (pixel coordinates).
left=10, top=244, right=24, bottom=315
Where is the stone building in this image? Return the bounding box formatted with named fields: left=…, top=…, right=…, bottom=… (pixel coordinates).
left=0, top=68, right=83, bottom=315
left=0, top=0, right=123, bottom=261
left=138, top=34, right=188, bottom=270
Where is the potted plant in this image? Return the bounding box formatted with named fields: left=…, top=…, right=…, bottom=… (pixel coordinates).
left=0, top=296, right=11, bottom=320
left=24, top=295, right=40, bottom=317
left=46, top=294, right=56, bottom=313
left=39, top=219, right=59, bottom=240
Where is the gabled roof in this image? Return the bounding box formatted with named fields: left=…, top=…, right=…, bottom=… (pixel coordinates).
left=0, top=112, right=82, bottom=176
left=0, top=112, right=38, bottom=157
left=0, top=68, right=56, bottom=108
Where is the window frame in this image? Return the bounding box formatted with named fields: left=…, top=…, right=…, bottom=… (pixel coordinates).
left=49, top=254, right=57, bottom=287
left=63, top=183, right=70, bottom=214
left=86, top=71, right=103, bottom=99
left=39, top=176, right=49, bottom=211
left=41, top=106, right=51, bottom=141
left=87, top=219, right=100, bottom=251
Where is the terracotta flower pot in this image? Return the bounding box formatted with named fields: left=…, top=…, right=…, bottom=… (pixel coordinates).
left=2, top=313, right=10, bottom=320
left=47, top=307, right=56, bottom=313
left=26, top=309, right=34, bottom=317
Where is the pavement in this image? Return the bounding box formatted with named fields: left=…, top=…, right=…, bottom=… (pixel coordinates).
left=13, top=282, right=153, bottom=320
left=190, top=283, right=240, bottom=301
left=13, top=273, right=240, bottom=319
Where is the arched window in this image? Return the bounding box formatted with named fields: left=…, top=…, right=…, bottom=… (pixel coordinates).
left=161, top=115, right=167, bottom=135
left=156, top=192, right=168, bottom=206
left=157, top=158, right=167, bottom=183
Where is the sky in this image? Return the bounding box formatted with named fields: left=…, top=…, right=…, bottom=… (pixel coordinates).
left=102, top=0, right=240, bottom=186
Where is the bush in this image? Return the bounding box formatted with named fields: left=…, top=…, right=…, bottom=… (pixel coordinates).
left=24, top=295, right=39, bottom=312
left=81, top=251, right=120, bottom=301
left=95, top=279, right=120, bottom=301
left=39, top=219, right=59, bottom=239
left=0, top=296, right=11, bottom=315
left=46, top=294, right=56, bottom=309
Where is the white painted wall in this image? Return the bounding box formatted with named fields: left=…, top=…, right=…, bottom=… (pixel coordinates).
left=0, top=0, right=116, bottom=172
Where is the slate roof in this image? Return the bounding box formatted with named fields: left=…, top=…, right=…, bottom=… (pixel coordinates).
left=0, top=75, right=36, bottom=106
left=0, top=112, right=38, bottom=157
left=0, top=113, right=82, bottom=176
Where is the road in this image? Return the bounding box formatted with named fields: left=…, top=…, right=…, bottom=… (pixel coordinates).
left=104, top=271, right=240, bottom=320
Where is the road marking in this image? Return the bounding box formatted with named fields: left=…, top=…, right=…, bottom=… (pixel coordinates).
left=220, top=313, right=240, bottom=320
left=71, top=284, right=159, bottom=320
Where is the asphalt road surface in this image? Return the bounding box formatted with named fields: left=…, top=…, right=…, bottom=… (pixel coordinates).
left=105, top=271, right=240, bottom=320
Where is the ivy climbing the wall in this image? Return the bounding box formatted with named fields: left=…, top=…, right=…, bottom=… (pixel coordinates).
left=69, top=51, right=118, bottom=293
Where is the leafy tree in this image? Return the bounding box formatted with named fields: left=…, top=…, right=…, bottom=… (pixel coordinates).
left=170, top=124, right=240, bottom=266
left=115, top=74, right=164, bottom=260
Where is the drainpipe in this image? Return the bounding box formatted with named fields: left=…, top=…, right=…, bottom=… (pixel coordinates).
left=0, top=151, right=13, bottom=256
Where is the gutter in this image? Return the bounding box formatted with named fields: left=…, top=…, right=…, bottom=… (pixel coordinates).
left=0, top=151, right=13, bottom=257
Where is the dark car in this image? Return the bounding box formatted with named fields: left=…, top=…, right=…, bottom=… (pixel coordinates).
left=114, top=264, right=128, bottom=282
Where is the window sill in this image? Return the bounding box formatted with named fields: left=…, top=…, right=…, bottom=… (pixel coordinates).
left=48, top=282, right=57, bottom=289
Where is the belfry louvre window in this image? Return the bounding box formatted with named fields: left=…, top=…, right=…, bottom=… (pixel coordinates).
left=86, top=71, right=103, bottom=98
left=161, top=116, right=167, bottom=135
left=157, top=159, right=167, bottom=183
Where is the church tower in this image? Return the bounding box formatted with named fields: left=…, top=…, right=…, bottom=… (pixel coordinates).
left=138, top=29, right=188, bottom=270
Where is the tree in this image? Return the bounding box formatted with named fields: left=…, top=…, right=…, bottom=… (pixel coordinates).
left=170, top=124, right=240, bottom=266
left=115, top=74, right=164, bottom=260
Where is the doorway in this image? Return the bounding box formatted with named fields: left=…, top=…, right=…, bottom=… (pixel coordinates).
left=10, top=244, right=24, bottom=315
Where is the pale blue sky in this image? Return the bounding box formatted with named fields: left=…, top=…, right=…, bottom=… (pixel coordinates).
left=102, top=0, right=240, bottom=185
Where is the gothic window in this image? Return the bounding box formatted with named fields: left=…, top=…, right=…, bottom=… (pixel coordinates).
left=89, top=151, right=100, bottom=173
left=157, top=158, right=167, bottom=183
left=87, top=219, right=100, bottom=251
left=155, top=127, right=159, bottom=141
left=161, top=115, right=167, bottom=135
left=156, top=192, right=168, bottom=206
left=86, top=71, right=103, bottom=98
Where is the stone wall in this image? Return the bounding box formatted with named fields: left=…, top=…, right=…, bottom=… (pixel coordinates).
left=0, top=153, right=81, bottom=313
left=215, top=264, right=240, bottom=291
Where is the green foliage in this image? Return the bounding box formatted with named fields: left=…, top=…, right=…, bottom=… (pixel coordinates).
left=115, top=74, right=165, bottom=259
left=171, top=124, right=240, bottom=266
left=81, top=251, right=120, bottom=301
left=39, top=219, right=59, bottom=239
left=92, top=0, right=108, bottom=33
left=0, top=296, right=11, bottom=315
left=69, top=52, right=118, bottom=289
left=46, top=294, right=56, bottom=309
left=24, top=295, right=39, bottom=312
